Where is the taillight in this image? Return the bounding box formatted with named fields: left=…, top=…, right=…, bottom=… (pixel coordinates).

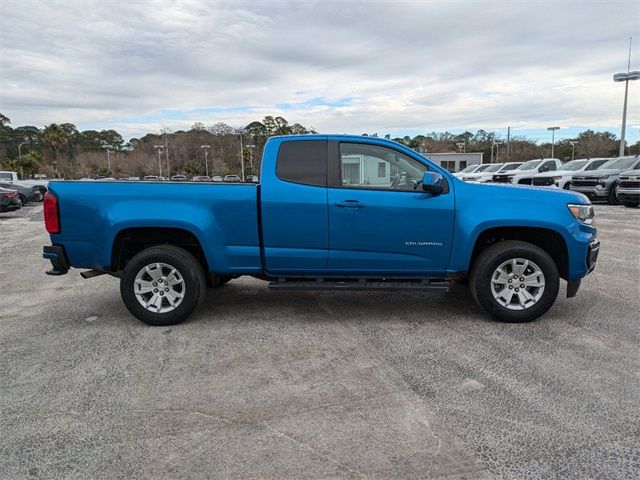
left=1, top=191, right=16, bottom=198
left=44, top=192, right=60, bottom=234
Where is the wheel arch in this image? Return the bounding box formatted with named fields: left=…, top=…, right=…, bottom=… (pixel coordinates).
left=111, top=227, right=210, bottom=273
left=469, top=226, right=569, bottom=280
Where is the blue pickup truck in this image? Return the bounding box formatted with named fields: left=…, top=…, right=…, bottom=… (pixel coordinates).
left=43, top=135, right=599, bottom=326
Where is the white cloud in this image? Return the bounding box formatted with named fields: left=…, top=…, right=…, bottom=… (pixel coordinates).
left=0, top=0, right=639, bottom=140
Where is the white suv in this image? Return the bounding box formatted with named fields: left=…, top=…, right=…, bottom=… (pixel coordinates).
left=491, top=158, right=564, bottom=185
left=463, top=162, right=524, bottom=183
left=454, top=163, right=490, bottom=179
left=532, top=158, right=610, bottom=189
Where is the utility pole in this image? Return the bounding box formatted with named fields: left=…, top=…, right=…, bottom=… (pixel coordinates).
left=200, top=144, right=211, bottom=176
left=239, top=132, right=245, bottom=180
left=614, top=37, right=639, bottom=157
left=161, top=128, right=171, bottom=178
left=547, top=127, right=560, bottom=157
left=103, top=146, right=112, bottom=173
left=154, top=145, right=164, bottom=177
left=570, top=141, right=577, bottom=160
left=506, top=126, right=511, bottom=161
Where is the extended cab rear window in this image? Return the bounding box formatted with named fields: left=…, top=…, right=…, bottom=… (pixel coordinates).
left=276, top=140, right=327, bottom=187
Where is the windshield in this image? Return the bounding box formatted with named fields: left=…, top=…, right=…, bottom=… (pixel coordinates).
left=483, top=164, right=503, bottom=173
left=500, top=163, right=522, bottom=171
left=561, top=160, right=588, bottom=171
left=0, top=172, right=12, bottom=181
left=474, top=164, right=493, bottom=172
left=517, top=160, right=543, bottom=171
left=600, top=157, right=638, bottom=170
left=458, top=165, right=478, bottom=173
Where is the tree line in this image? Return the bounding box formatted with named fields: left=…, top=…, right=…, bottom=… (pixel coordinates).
left=0, top=111, right=637, bottom=179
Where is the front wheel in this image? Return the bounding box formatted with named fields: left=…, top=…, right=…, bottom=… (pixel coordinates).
left=622, top=201, right=640, bottom=208
left=608, top=185, right=619, bottom=205
left=470, top=241, right=559, bottom=323
left=120, top=245, right=206, bottom=326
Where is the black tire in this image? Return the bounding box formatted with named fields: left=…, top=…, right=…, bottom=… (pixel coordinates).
left=622, top=201, right=640, bottom=208
left=563, top=182, right=571, bottom=190
left=607, top=185, right=619, bottom=205
left=470, top=240, right=560, bottom=323
left=18, top=194, right=26, bottom=206
left=120, top=245, right=206, bottom=326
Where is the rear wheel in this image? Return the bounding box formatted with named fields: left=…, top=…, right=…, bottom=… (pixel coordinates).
left=470, top=240, right=559, bottom=323
left=18, top=194, right=26, bottom=206
left=622, top=201, right=640, bottom=208
left=120, top=245, right=206, bottom=326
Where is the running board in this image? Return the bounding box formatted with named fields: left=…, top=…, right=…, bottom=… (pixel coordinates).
left=268, top=277, right=452, bottom=292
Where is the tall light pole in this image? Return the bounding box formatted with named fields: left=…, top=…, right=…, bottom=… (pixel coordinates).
left=161, top=128, right=171, bottom=178
left=246, top=144, right=255, bottom=172
left=456, top=142, right=466, bottom=153
left=493, top=141, right=504, bottom=163
left=614, top=37, right=640, bottom=157
left=569, top=141, right=578, bottom=161
left=154, top=145, right=164, bottom=177
left=200, top=144, right=211, bottom=176
left=238, top=132, right=245, bottom=180
left=547, top=127, right=560, bottom=158
left=102, top=146, right=112, bottom=172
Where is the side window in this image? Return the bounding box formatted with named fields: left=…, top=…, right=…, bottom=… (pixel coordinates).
left=339, top=143, right=428, bottom=191
left=586, top=160, right=607, bottom=170
left=542, top=161, right=556, bottom=172
left=276, top=140, right=327, bottom=187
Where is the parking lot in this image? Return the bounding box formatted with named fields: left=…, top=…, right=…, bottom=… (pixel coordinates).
left=1, top=203, right=639, bottom=479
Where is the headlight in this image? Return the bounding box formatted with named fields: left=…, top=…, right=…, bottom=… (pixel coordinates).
left=568, top=204, right=594, bottom=224
left=553, top=176, right=563, bottom=181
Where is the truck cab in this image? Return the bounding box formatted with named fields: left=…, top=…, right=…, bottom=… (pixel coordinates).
left=42, top=135, right=599, bottom=326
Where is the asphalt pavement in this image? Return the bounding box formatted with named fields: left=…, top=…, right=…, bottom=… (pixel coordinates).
left=1, top=203, right=639, bottom=479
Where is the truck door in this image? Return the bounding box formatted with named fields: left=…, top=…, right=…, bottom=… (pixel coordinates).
left=326, top=141, right=454, bottom=274
left=260, top=139, right=329, bottom=273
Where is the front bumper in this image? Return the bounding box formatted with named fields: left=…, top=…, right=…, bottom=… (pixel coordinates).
left=43, top=245, right=69, bottom=275
left=571, top=185, right=609, bottom=199
left=616, top=188, right=640, bottom=202
left=587, top=239, right=599, bottom=273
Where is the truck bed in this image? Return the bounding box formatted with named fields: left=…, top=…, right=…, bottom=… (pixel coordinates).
left=48, top=181, right=262, bottom=274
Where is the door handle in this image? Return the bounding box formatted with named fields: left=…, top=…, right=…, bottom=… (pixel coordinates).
left=335, top=200, right=364, bottom=208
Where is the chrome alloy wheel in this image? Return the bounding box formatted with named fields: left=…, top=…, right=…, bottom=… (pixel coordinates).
left=134, top=262, right=185, bottom=313
left=490, top=258, right=545, bottom=311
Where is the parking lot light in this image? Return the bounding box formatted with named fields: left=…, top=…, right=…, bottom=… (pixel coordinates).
left=547, top=127, right=560, bottom=158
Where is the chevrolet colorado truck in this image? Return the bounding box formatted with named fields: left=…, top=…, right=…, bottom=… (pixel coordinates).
left=42, top=135, right=599, bottom=326
left=571, top=156, right=640, bottom=204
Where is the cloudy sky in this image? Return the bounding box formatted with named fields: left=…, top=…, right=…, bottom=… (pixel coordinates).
left=1, top=0, right=639, bottom=143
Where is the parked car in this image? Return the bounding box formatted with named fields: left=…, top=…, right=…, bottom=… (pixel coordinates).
left=0, top=182, right=42, bottom=204
left=491, top=158, right=563, bottom=185
left=532, top=158, right=610, bottom=189
left=0, top=170, right=48, bottom=198
left=615, top=169, right=640, bottom=207
left=571, top=156, right=640, bottom=204
left=453, top=164, right=484, bottom=178
left=0, top=187, right=22, bottom=212
left=171, top=175, right=187, bottom=181
left=462, top=163, right=504, bottom=182
left=223, top=174, right=241, bottom=182
left=463, top=162, right=523, bottom=183
left=128, top=177, right=140, bottom=181
left=244, top=175, right=259, bottom=183
left=143, top=176, right=159, bottom=181
left=192, top=176, right=212, bottom=182
left=211, top=176, right=223, bottom=182
left=43, top=135, right=599, bottom=327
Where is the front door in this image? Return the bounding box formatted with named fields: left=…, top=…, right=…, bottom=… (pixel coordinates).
left=327, top=141, right=454, bottom=275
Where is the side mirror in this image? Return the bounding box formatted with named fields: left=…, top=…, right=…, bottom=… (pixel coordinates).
left=422, top=171, right=444, bottom=195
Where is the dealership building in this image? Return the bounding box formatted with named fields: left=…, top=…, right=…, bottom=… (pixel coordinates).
left=422, top=152, right=484, bottom=172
